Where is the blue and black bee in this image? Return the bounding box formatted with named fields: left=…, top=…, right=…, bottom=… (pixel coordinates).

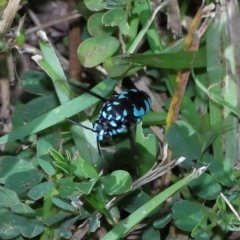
left=66, top=87, right=151, bottom=145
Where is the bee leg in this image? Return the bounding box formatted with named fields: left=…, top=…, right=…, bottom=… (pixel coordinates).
left=97, top=139, right=101, bottom=156
left=126, top=124, right=137, bottom=161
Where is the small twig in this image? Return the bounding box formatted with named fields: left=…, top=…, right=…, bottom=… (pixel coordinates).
left=220, top=193, right=240, bottom=222
left=0, top=0, right=21, bottom=37
left=68, top=0, right=81, bottom=81
left=26, top=8, right=70, bottom=69
left=25, top=10, right=81, bottom=35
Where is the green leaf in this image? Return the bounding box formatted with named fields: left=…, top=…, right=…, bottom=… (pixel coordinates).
left=166, top=120, right=202, bottom=169
left=189, top=173, right=222, bottom=200
left=103, top=170, right=132, bottom=195
left=89, top=211, right=101, bottom=233
left=142, top=226, right=160, bottom=240
left=84, top=193, right=114, bottom=225
left=37, top=131, right=61, bottom=157
left=58, top=216, right=79, bottom=239
left=44, top=212, right=71, bottom=227
left=21, top=221, right=45, bottom=239
left=21, top=70, right=53, bottom=95
left=11, top=203, right=36, bottom=217
left=78, top=36, right=120, bottom=67
left=191, top=215, right=208, bottom=239
left=38, top=154, right=56, bottom=176
left=153, top=213, right=172, bottom=229
left=136, top=123, right=156, bottom=176
left=76, top=178, right=98, bottom=194
left=52, top=195, right=75, bottom=211
left=142, top=111, right=167, bottom=125
left=5, top=170, right=43, bottom=194
left=122, top=190, right=151, bottom=213
left=84, top=0, right=104, bottom=11
left=132, top=0, right=162, bottom=53
left=0, top=187, right=20, bottom=207
left=0, top=156, right=34, bottom=184
left=25, top=94, right=59, bottom=122
left=102, top=8, right=130, bottom=35
left=172, top=200, right=205, bottom=232
left=104, top=57, right=130, bottom=77
left=123, top=50, right=206, bottom=69
left=58, top=179, right=79, bottom=198
left=0, top=212, right=28, bottom=239
left=12, top=104, right=25, bottom=128
left=193, top=231, right=210, bottom=240
left=103, top=8, right=127, bottom=27
left=88, top=13, right=117, bottom=37
left=70, top=116, right=104, bottom=171
left=50, top=148, right=68, bottom=163
left=33, top=31, right=71, bottom=105
left=209, top=157, right=235, bottom=187
left=216, top=195, right=226, bottom=211
left=71, top=156, right=99, bottom=179
left=28, top=182, right=54, bottom=201
left=54, top=161, right=71, bottom=174
left=0, top=206, right=8, bottom=214
left=101, top=0, right=126, bottom=9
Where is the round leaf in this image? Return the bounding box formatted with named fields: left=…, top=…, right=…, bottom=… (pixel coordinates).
left=24, top=94, right=59, bottom=122
left=5, top=170, right=43, bottom=194
left=189, top=173, right=222, bottom=200
left=28, top=182, right=54, bottom=201
left=166, top=120, right=202, bottom=169
left=76, top=179, right=98, bottom=194
left=21, top=70, right=52, bottom=95
left=88, top=13, right=117, bottom=37
left=153, top=213, right=172, bottom=229
left=0, top=212, right=28, bottom=239
left=21, top=221, right=45, bottom=239
left=84, top=0, right=104, bottom=11
left=209, top=157, right=235, bottom=187
left=0, top=186, right=20, bottom=207
left=11, top=203, right=36, bottom=217
left=103, top=170, right=132, bottom=195
left=172, top=200, right=205, bottom=232
left=104, top=57, right=130, bottom=77
left=71, top=157, right=99, bottom=179
left=52, top=195, right=75, bottom=211
left=78, top=36, right=120, bottom=67
left=102, top=8, right=128, bottom=27
left=102, top=8, right=130, bottom=35
left=0, top=156, right=34, bottom=184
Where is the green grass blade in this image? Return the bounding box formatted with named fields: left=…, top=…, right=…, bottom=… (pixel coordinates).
left=0, top=78, right=116, bottom=144
left=102, top=167, right=206, bottom=240
left=192, top=69, right=240, bottom=117
left=32, top=31, right=71, bottom=104
left=123, top=50, right=206, bottom=69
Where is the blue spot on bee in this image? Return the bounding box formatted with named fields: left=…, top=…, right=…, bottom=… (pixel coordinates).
left=102, top=111, right=107, bottom=118
left=133, top=107, right=145, bottom=117
left=117, top=126, right=126, bottom=133
left=107, top=115, right=112, bottom=120
left=116, top=115, right=121, bottom=120
left=118, top=92, right=128, bottom=99
left=110, top=121, right=117, bottom=127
